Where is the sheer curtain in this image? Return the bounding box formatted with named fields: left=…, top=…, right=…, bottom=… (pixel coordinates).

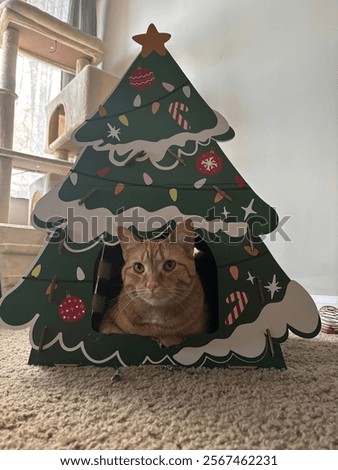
left=13, top=0, right=70, bottom=157
left=4, top=0, right=98, bottom=198
left=61, top=0, right=97, bottom=88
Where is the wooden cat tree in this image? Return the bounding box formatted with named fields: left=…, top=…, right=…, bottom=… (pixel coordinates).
left=0, top=22, right=321, bottom=370
left=0, top=0, right=117, bottom=221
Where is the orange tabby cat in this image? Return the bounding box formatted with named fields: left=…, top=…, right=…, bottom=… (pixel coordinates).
left=99, top=219, right=208, bottom=347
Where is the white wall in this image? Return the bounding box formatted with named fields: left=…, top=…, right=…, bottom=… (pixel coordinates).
left=97, top=0, right=338, bottom=296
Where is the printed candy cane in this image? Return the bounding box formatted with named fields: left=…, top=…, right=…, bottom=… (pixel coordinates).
left=168, top=102, right=191, bottom=130
left=225, top=291, right=248, bottom=326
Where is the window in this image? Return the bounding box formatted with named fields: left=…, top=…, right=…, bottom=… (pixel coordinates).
left=0, top=0, right=70, bottom=199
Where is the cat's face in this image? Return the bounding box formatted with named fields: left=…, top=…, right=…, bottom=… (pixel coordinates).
left=118, top=220, right=196, bottom=306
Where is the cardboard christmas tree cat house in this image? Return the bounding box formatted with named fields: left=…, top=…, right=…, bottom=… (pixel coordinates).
left=0, top=24, right=320, bottom=369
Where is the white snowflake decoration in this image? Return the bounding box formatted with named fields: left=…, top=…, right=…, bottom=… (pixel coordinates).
left=201, top=156, right=219, bottom=172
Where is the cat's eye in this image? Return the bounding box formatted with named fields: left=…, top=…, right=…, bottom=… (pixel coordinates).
left=133, top=263, right=145, bottom=273
left=163, top=260, right=176, bottom=272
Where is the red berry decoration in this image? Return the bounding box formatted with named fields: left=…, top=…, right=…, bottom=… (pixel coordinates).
left=196, top=150, right=223, bottom=175
left=58, top=294, right=86, bottom=323
left=129, top=66, right=156, bottom=90
left=235, top=175, right=247, bottom=188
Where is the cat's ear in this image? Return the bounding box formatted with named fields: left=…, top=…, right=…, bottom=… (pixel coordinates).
left=117, top=226, right=141, bottom=257
left=168, top=218, right=195, bottom=255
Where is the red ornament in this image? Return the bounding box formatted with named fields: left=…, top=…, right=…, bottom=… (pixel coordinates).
left=58, top=294, right=86, bottom=323
left=196, top=150, right=223, bottom=175
left=235, top=175, right=246, bottom=188
left=129, top=66, right=155, bottom=90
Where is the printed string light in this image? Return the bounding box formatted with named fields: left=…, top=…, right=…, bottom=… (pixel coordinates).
left=23, top=276, right=93, bottom=283
left=70, top=169, right=248, bottom=192
left=213, top=186, right=233, bottom=203
left=74, top=182, right=243, bottom=208
left=78, top=188, right=97, bottom=206
left=45, top=276, right=58, bottom=303
left=90, top=79, right=191, bottom=122
left=244, top=225, right=259, bottom=257
left=216, top=252, right=269, bottom=270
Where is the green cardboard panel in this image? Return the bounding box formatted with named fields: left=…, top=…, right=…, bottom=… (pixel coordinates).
left=0, top=25, right=320, bottom=369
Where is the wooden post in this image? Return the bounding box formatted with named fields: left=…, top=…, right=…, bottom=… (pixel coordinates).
left=76, top=57, right=90, bottom=74
left=0, top=27, right=19, bottom=223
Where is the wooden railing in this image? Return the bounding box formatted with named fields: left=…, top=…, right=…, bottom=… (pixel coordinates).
left=0, top=147, right=73, bottom=223
left=0, top=147, right=73, bottom=174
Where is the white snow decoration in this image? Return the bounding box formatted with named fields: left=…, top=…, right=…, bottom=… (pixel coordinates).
left=70, top=173, right=78, bottom=186
left=1, top=281, right=318, bottom=366
left=33, top=189, right=248, bottom=246
left=173, top=280, right=320, bottom=365
left=162, top=82, right=174, bottom=92
left=142, top=355, right=176, bottom=365
left=183, top=85, right=191, bottom=98
left=16, top=315, right=129, bottom=367
left=133, top=94, right=141, bottom=107
left=89, top=110, right=229, bottom=170
left=194, top=178, right=207, bottom=189
left=76, top=267, right=85, bottom=281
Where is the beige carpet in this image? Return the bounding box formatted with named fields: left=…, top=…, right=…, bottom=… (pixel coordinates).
left=0, top=327, right=337, bottom=450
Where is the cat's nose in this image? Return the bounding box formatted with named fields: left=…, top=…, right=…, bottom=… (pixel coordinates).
left=146, top=281, right=159, bottom=292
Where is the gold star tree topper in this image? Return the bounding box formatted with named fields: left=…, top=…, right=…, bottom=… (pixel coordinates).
left=132, top=24, right=171, bottom=58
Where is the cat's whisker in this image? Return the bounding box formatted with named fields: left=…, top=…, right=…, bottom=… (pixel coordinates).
left=167, top=295, right=187, bottom=310
left=120, top=292, right=140, bottom=307
left=110, top=290, right=138, bottom=309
